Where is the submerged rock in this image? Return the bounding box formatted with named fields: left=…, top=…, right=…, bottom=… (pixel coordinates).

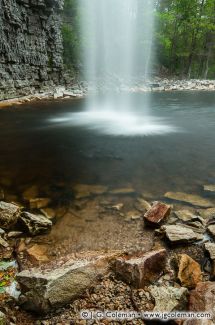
left=73, top=184, right=108, bottom=199
left=164, top=192, right=213, bottom=208
left=135, top=198, right=151, bottom=212
left=19, top=212, right=52, bottom=236
left=109, top=187, right=135, bottom=195
left=0, top=201, right=20, bottom=229
left=203, top=185, right=215, bottom=193
left=29, top=198, right=51, bottom=209
left=176, top=254, right=202, bottom=289
left=23, top=185, right=39, bottom=201
left=149, top=285, right=188, bottom=312
left=144, top=201, right=171, bottom=226
left=161, top=225, right=199, bottom=244
left=114, top=249, right=167, bottom=288
left=174, top=210, right=204, bottom=224
left=17, top=253, right=116, bottom=313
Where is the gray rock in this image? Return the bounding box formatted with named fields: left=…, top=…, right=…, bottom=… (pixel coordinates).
left=0, top=201, right=20, bottom=229
left=19, top=212, right=52, bottom=236
left=149, top=285, right=188, bottom=312
left=161, top=225, right=199, bottom=244
left=164, top=192, right=213, bottom=208
left=204, top=243, right=215, bottom=260
left=198, top=208, right=215, bottom=220
left=174, top=210, right=204, bottom=224
left=207, top=225, right=215, bottom=238
left=17, top=254, right=114, bottom=313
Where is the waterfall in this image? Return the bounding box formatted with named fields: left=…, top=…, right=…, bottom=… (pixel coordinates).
left=50, top=1, right=177, bottom=136
left=80, top=0, right=154, bottom=108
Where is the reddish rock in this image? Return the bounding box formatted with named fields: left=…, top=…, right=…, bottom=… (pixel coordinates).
left=114, top=249, right=167, bottom=288
left=177, top=254, right=202, bottom=289
left=188, top=282, right=215, bottom=323
left=144, top=201, right=171, bottom=226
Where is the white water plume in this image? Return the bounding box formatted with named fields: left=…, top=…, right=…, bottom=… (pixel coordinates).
left=56, top=0, right=178, bottom=136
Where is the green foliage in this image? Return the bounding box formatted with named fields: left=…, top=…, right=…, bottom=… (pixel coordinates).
left=62, top=0, right=215, bottom=79
left=62, top=0, right=80, bottom=72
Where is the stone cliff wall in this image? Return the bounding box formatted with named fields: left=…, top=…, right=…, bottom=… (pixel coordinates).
left=0, top=0, right=64, bottom=100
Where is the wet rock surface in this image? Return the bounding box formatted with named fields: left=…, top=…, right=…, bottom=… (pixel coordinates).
left=144, top=201, right=171, bottom=226
left=165, top=192, right=213, bottom=208
left=18, top=212, right=52, bottom=236
left=0, top=201, right=20, bottom=229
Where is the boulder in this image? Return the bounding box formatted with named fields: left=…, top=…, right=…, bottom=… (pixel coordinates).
left=188, top=282, right=215, bottom=323
left=161, top=225, right=199, bottom=244
left=19, top=212, right=52, bottom=236
left=16, top=253, right=116, bottom=313
left=144, top=201, right=171, bottom=226
left=114, top=249, right=167, bottom=288
left=149, top=285, right=188, bottom=312
left=0, top=201, right=20, bottom=229
left=177, top=254, right=202, bottom=289
left=164, top=192, right=213, bottom=208
left=207, top=225, right=215, bottom=238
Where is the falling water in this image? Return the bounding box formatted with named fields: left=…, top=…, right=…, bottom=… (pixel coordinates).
left=50, top=0, right=178, bottom=136
left=80, top=0, right=154, bottom=106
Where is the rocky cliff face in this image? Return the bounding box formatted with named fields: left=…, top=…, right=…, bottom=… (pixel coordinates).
left=0, top=0, right=64, bottom=100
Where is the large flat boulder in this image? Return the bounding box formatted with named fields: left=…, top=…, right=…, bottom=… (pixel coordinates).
left=114, top=249, right=167, bottom=288
left=164, top=192, right=213, bottom=208
left=0, top=201, right=20, bottom=229
left=17, top=253, right=118, bottom=313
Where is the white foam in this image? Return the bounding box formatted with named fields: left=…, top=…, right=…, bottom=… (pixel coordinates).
left=49, top=110, right=179, bottom=136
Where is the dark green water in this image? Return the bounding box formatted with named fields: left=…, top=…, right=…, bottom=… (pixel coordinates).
left=0, top=91, right=215, bottom=201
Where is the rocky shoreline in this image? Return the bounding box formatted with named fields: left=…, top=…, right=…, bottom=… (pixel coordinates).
left=0, top=79, right=215, bottom=109
left=0, top=182, right=215, bottom=324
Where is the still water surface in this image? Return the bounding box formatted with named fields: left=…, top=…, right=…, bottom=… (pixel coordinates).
left=0, top=91, right=215, bottom=200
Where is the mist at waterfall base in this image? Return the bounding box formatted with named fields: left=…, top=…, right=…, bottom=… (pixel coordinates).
left=52, top=0, right=178, bottom=137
